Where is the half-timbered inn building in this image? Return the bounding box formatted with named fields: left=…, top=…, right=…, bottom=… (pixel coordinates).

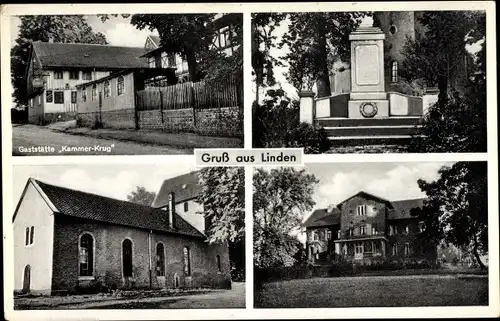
left=25, top=41, right=150, bottom=124
left=13, top=172, right=231, bottom=295
left=303, top=191, right=437, bottom=265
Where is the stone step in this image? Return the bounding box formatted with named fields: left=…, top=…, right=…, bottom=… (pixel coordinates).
left=324, top=125, right=422, bottom=137
left=328, top=135, right=414, bottom=146
left=316, top=117, right=422, bottom=127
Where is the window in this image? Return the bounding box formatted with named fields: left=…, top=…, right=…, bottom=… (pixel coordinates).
left=363, top=242, right=372, bottom=253
left=71, top=91, right=77, bottom=104
left=104, top=80, right=110, bottom=98
left=148, top=57, right=155, bottom=68
left=389, top=225, right=395, bottom=236
left=91, top=84, right=97, bottom=101
left=81, top=87, right=87, bottom=102
left=156, top=243, right=165, bottom=277
left=69, top=71, right=79, bottom=80
left=359, top=225, right=367, bottom=235
left=337, top=230, right=342, bottom=239
left=38, top=95, right=41, bottom=104
left=216, top=254, right=222, bottom=272
left=391, top=61, right=398, bottom=82
left=356, top=205, right=366, bottom=216
left=389, top=25, right=398, bottom=35
left=404, top=242, right=411, bottom=256
left=29, top=226, right=34, bottom=245
left=313, top=231, right=318, bottom=241
left=79, top=233, right=94, bottom=276
left=122, top=239, right=133, bottom=277
left=46, top=90, right=53, bottom=103
left=25, top=227, right=29, bottom=246
left=184, top=202, right=189, bottom=212
left=373, top=241, right=380, bottom=253
left=326, top=231, right=332, bottom=240
left=54, top=91, right=64, bottom=104
left=83, top=71, right=92, bottom=81
left=392, top=244, right=398, bottom=256
left=168, top=54, right=176, bottom=67
left=29, top=99, right=32, bottom=108
left=354, top=243, right=363, bottom=254
left=117, top=76, right=124, bottom=96
left=54, top=71, right=63, bottom=79
left=183, top=246, right=191, bottom=276
left=405, top=225, right=410, bottom=234
left=419, top=221, right=426, bottom=233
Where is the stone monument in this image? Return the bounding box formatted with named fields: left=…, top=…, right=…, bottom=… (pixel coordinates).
left=348, top=20, right=389, bottom=119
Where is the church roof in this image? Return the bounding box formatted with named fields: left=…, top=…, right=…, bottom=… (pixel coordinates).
left=152, top=171, right=201, bottom=208
left=31, top=42, right=149, bottom=69
left=31, top=178, right=204, bottom=238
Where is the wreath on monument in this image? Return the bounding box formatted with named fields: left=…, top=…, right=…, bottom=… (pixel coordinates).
left=360, top=102, right=378, bottom=118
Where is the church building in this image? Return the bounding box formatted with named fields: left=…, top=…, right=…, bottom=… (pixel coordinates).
left=13, top=173, right=231, bottom=295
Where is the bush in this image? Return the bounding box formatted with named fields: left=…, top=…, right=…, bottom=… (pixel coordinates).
left=253, top=89, right=331, bottom=153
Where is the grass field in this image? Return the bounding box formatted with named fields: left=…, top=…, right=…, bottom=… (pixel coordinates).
left=255, top=275, right=488, bottom=308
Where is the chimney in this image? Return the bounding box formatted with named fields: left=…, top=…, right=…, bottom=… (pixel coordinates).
left=48, top=37, right=54, bottom=43
left=168, top=192, right=175, bottom=228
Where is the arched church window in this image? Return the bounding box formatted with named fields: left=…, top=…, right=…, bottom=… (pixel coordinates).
left=391, top=61, right=398, bottom=82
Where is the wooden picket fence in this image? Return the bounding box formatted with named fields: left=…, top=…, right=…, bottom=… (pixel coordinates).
left=136, top=76, right=241, bottom=111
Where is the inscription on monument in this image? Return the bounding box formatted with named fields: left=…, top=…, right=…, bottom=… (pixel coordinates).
left=355, top=45, right=380, bottom=86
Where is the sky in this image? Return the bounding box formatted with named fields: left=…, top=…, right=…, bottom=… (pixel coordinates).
left=12, top=163, right=195, bottom=212
left=10, top=15, right=156, bottom=49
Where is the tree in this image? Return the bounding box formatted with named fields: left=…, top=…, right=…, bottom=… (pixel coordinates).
left=405, top=12, right=486, bottom=153
left=126, top=186, right=157, bottom=206
left=251, top=13, right=286, bottom=103
left=197, top=167, right=245, bottom=281
left=253, top=167, right=318, bottom=268
left=400, top=11, right=485, bottom=105
left=282, top=12, right=367, bottom=97
left=411, top=162, right=488, bottom=268
left=130, top=14, right=216, bottom=82
left=197, top=167, right=245, bottom=244
left=11, top=15, right=108, bottom=107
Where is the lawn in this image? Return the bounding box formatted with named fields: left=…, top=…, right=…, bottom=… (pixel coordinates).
left=255, top=275, right=488, bottom=308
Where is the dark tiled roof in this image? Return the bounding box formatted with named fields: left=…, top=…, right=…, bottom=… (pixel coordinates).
left=336, top=191, right=393, bottom=209
left=34, top=179, right=204, bottom=238
left=32, top=42, right=149, bottom=69
left=303, top=207, right=341, bottom=228
left=152, top=171, right=200, bottom=208
left=389, top=198, right=427, bottom=219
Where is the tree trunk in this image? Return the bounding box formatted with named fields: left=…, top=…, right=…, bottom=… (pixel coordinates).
left=315, top=17, right=331, bottom=98
left=437, top=74, right=448, bottom=107
left=472, top=246, right=486, bottom=269
left=185, top=48, right=199, bottom=82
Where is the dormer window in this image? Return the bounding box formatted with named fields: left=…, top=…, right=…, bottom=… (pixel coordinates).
left=356, top=205, right=367, bottom=216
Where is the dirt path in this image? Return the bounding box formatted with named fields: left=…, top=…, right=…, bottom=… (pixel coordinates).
left=15, top=283, right=245, bottom=310
left=12, top=125, right=189, bottom=155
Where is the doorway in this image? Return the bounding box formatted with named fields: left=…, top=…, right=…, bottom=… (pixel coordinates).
left=22, top=265, right=31, bottom=293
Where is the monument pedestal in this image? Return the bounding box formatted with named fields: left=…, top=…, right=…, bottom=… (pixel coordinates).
left=348, top=100, right=389, bottom=119
left=348, top=26, right=389, bottom=119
